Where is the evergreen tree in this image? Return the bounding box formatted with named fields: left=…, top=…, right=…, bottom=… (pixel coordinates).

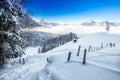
left=0, top=0, right=25, bottom=66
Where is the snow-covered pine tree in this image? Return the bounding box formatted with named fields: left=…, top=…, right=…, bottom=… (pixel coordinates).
left=0, top=0, right=25, bottom=66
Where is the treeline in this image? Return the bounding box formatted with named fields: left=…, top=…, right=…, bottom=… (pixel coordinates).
left=38, top=32, right=78, bottom=53
left=22, top=31, right=58, bottom=48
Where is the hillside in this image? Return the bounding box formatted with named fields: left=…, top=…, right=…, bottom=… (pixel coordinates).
left=0, top=31, right=120, bottom=80
left=40, top=32, right=120, bottom=80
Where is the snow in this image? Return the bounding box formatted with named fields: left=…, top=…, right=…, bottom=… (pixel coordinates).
left=6, top=0, right=12, bottom=6
left=45, top=63, right=120, bottom=80
left=23, top=47, right=39, bottom=57
left=0, top=12, right=2, bottom=16
left=52, top=62, right=120, bottom=80
left=12, top=16, right=17, bottom=22
left=0, top=9, right=4, bottom=16
left=39, top=32, right=120, bottom=80
left=0, top=25, right=120, bottom=80
left=0, top=54, right=48, bottom=80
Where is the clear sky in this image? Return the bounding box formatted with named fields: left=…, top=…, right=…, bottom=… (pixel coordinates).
left=25, top=0, right=120, bottom=23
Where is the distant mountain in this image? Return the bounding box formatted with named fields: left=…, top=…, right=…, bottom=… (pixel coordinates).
left=100, top=21, right=120, bottom=26
left=39, top=19, right=59, bottom=27
left=81, top=20, right=120, bottom=27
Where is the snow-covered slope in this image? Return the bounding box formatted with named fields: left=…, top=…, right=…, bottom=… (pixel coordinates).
left=39, top=32, right=120, bottom=80
left=0, top=31, right=120, bottom=80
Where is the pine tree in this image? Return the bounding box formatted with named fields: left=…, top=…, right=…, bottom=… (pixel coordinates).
left=0, top=0, right=25, bottom=66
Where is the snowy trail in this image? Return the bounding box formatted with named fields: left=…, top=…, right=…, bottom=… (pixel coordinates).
left=46, top=62, right=120, bottom=80
left=29, top=70, right=39, bottom=80
left=21, top=54, right=48, bottom=80
left=0, top=54, right=48, bottom=80
left=0, top=50, right=64, bottom=80
left=1, top=46, right=120, bottom=80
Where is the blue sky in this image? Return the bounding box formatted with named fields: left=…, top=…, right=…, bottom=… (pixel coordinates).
left=26, top=0, right=120, bottom=23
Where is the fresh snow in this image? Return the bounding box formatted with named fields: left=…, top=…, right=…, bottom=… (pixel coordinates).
left=39, top=32, right=120, bottom=80
left=0, top=25, right=120, bottom=80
